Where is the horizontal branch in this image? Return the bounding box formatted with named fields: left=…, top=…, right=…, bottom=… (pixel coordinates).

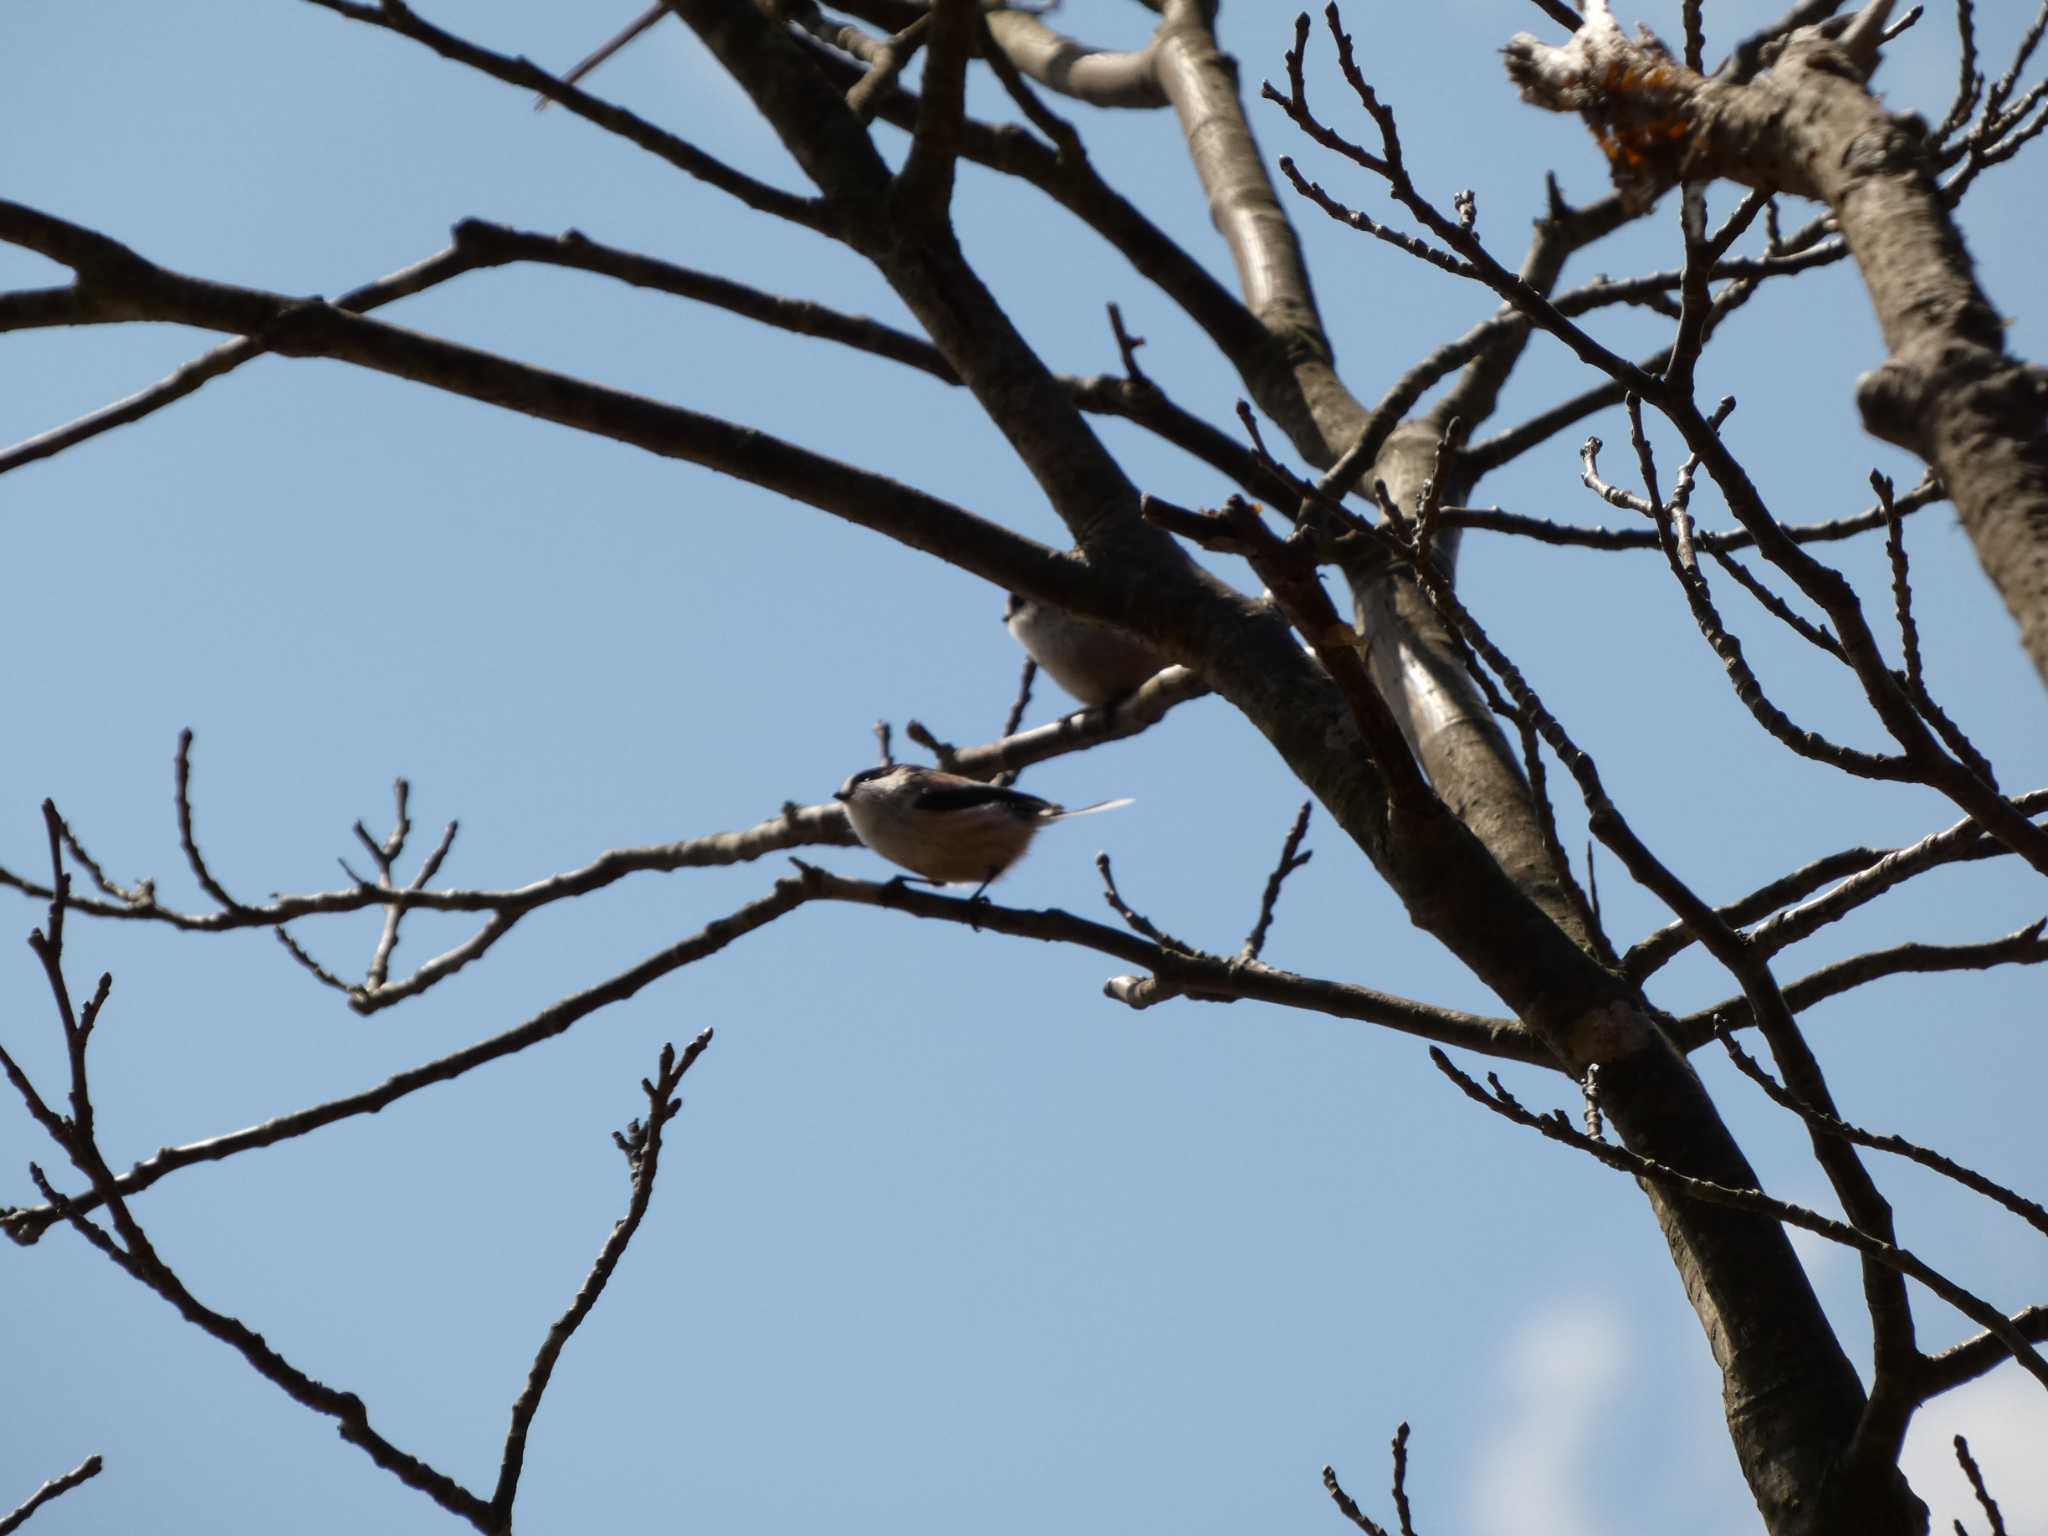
left=0, top=242, right=483, bottom=476
left=2, top=673, right=1211, bottom=999
left=1, top=208, right=1283, bottom=510
left=1676, top=920, right=2048, bottom=1049
left=786, top=864, right=1537, bottom=1060
left=1629, top=788, right=2048, bottom=979
left=453, top=220, right=957, bottom=379
left=2, top=801, right=858, bottom=937
left=1918, top=1306, right=2048, bottom=1401
left=4, top=884, right=809, bottom=1245
left=1439, top=474, right=1941, bottom=554
left=4, top=866, right=1534, bottom=1245
left=0, top=201, right=1082, bottom=608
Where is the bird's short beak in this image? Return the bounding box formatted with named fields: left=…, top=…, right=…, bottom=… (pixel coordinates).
left=832, top=790, right=849, bottom=802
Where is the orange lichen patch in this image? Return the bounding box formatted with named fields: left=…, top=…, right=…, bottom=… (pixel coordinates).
left=1597, top=54, right=1690, bottom=95
left=1593, top=110, right=1694, bottom=170
left=1580, top=54, right=1699, bottom=172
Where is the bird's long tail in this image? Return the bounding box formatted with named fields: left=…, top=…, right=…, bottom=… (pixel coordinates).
left=1047, top=797, right=1134, bottom=820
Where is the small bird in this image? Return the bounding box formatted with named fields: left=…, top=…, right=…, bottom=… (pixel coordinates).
left=834, top=763, right=1132, bottom=898
left=1005, top=594, right=1169, bottom=708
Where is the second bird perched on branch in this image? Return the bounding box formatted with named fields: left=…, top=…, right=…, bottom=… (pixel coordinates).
left=1004, top=594, right=1169, bottom=707
left=835, top=764, right=1132, bottom=899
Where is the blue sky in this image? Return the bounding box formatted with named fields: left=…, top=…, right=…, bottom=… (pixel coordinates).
left=3, top=3, right=2044, bottom=1533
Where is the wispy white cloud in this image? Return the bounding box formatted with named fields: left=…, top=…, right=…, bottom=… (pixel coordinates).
left=1902, top=1366, right=2048, bottom=1533
left=1464, top=1300, right=1629, bottom=1536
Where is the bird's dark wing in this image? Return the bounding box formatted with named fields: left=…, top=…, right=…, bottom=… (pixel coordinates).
left=912, top=782, right=1052, bottom=815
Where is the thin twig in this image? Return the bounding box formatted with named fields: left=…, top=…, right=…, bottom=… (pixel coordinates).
left=904, top=720, right=961, bottom=772
left=1107, top=301, right=1149, bottom=384
left=51, top=812, right=148, bottom=906
left=1322, top=1464, right=1391, bottom=1536
left=1953, top=1434, right=2008, bottom=1536
left=1627, top=788, right=2048, bottom=978
left=1430, top=1050, right=2048, bottom=1389
left=4, top=884, right=808, bottom=1245
left=1682, top=0, right=1707, bottom=70
left=1240, top=803, right=1313, bottom=962
left=1938, top=0, right=1983, bottom=142
left=19, top=821, right=497, bottom=1528
left=173, top=731, right=241, bottom=911
left=978, top=11, right=1081, bottom=157
left=1596, top=421, right=1917, bottom=783
left=360, top=780, right=412, bottom=991
left=303, top=0, right=828, bottom=230
left=1705, top=545, right=1845, bottom=660
left=1436, top=475, right=1942, bottom=551
left=542, top=3, right=664, bottom=101
left=0, top=243, right=482, bottom=479
left=273, top=926, right=354, bottom=994
left=1743, top=792, right=2048, bottom=958
left=1716, top=1019, right=2048, bottom=1236
left=0, top=1456, right=104, bottom=1536
left=999, top=659, right=1038, bottom=744
left=1876, top=471, right=1925, bottom=693
left=1679, top=924, right=2048, bottom=1049
left=1918, top=1307, right=2048, bottom=1400
left=1388, top=1422, right=1417, bottom=1536
left=490, top=1031, right=713, bottom=1524
left=1096, top=852, right=1199, bottom=955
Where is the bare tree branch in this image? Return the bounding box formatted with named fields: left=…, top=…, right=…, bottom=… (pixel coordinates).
left=1504, top=6, right=2048, bottom=687
left=12, top=824, right=497, bottom=1529
left=1952, top=1433, right=2009, bottom=1536
left=299, top=0, right=830, bottom=230
left=893, top=0, right=975, bottom=222
left=0, top=241, right=482, bottom=476
left=1681, top=920, right=2048, bottom=1046
left=1629, top=789, right=2048, bottom=980
left=0, top=201, right=1092, bottom=612
left=984, top=9, right=1166, bottom=109
left=4, top=884, right=806, bottom=1245
left=1436, top=475, right=1940, bottom=553
left=1918, top=1307, right=2048, bottom=1401
left=0, top=1456, right=104, bottom=1536
left=1711, top=1020, right=2048, bottom=1238
left=1322, top=1463, right=1391, bottom=1536
left=3, top=865, right=1536, bottom=1247
left=1240, top=802, right=1313, bottom=962
left=1430, top=1050, right=2048, bottom=1392
left=489, top=1031, right=714, bottom=1525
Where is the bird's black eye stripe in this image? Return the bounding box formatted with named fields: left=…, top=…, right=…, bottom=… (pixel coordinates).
left=847, top=766, right=895, bottom=787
